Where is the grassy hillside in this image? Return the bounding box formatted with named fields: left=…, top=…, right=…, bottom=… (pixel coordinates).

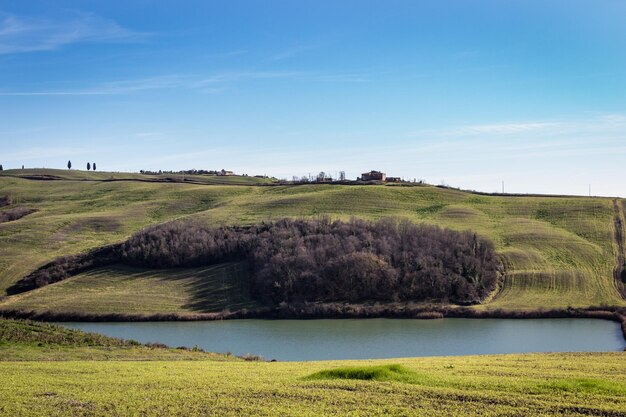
left=0, top=168, right=275, bottom=185
left=2, top=263, right=258, bottom=315
left=1, top=352, right=625, bottom=416
left=0, top=318, right=237, bottom=361
left=0, top=169, right=625, bottom=313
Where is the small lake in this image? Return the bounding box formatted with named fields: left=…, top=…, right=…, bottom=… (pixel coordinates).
left=61, top=318, right=625, bottom=361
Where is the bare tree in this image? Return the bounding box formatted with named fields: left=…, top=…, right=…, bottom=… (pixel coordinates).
left=339, top=171, right=346, bottom=181
left=118, top=218, right=499, bottom=305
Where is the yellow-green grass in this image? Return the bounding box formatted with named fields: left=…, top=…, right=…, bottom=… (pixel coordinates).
left=0, top=352, right=625, bottom=416
left=2, top=318, right=624, bottom=415
left=1, top=170, right=625, bottom=313
left=0, top=263, right=258, bottom=315
left=0, top=318, right=238, bottom=361
left=0, top=344, right=238, bottom=361
left=0, top=175, right=258, bottom=290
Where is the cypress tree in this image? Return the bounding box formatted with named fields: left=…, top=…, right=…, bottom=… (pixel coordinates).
left=87, top=162, right=91, bottom=171
left=93, top=162, right=96, bottom=171
left=67, top=160, right=72, bottom=170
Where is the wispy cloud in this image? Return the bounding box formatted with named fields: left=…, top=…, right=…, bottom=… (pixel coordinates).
left=268, top=43, right=323, bottom=62
left=0, top=75, right=184, bottom=96
left=406, top=113, right=626, bottom=141
left=195, top=71, right=300, bottom=85
left=0, top=69, right=370, bottom=96
left=0, top=11, right=147, bottom=54
left=408, top=121, right=560, bottom=138
left=196, top=70, right=370, bottom=85
left=454, top=122, right=559, bottom=135
left=205, top=49, right=248, bottom=59
left=597, top=113, right=626, bottom=124
left=2, top=146, right=102, bottom=161
left=134, top=132, right=164, bottom=142
left=0, top=125, right=52, bottom=135
left=135, top=132, right=162, bottom=138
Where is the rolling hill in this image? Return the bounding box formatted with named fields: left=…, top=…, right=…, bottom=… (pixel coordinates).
left=0, top=168, right=625, bottom=315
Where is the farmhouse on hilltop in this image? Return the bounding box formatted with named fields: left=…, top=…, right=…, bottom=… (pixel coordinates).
left=360, top=170, right=386, bottom=181
left=219, top=169, right=235, bottom=176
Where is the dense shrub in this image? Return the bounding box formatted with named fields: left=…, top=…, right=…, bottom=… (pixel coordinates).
left=0, top=207, right=37, bottom=223
left=9, top=217, right=501, bottom=304
left=121, top=222, right=249, bottom=268
left=120, top=217, right=501, bottom=304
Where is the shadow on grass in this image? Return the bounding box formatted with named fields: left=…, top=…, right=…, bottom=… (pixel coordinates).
left=78, top=262, right=261, bottom=314
left=166, top=262, right=260, bottom=313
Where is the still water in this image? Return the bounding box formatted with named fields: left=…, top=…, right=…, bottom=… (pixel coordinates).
left=61, top=318, right=624, bottom=361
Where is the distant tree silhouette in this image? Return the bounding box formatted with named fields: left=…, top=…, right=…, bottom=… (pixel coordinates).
left=0, top=164, right=3, bottom=171
left=87, top=162, right=91, bottom=171
left=93, top=162, right=96, bottom=171
left=21, top=165, right=24, bottom=170
left=67, top=160, right=72, bottom=170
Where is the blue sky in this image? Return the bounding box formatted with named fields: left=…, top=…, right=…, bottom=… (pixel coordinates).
left=1, top=1, right=625, bottom=196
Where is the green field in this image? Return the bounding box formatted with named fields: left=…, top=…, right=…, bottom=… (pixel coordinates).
left=1, top=263, right=258, bottom=315
left=2, top=352, right=625, bottom=416
left=1, top=168, right=625, bottom=314
left=1, top=318, right=623, bottom=417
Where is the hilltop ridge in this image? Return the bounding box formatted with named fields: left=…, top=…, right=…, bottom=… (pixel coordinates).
left=0, top=169, right=625, bottom=316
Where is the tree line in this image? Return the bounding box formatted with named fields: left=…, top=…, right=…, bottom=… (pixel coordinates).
left=9, top=217, right=501, bottom=305
left=67, top=161, right=96, bottom=171
left=120, top=217, right=500, bottom=304
left=0, top=163, right=97, bottom=171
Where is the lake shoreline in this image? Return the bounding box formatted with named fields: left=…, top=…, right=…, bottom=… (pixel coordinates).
left=2, top=304, right=625, bottom=343
left=58, top=318, right=625, bottom=361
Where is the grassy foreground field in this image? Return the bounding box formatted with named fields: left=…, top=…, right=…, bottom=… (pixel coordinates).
left=1, top=320, right=625, bottom=416
left=2, top=315, right=626, bottom=416
left=2, top=318, right=624, bottom=417
left=1, top=169, right=625, bottom=313
left=2, top=352, right=626, bottom=416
